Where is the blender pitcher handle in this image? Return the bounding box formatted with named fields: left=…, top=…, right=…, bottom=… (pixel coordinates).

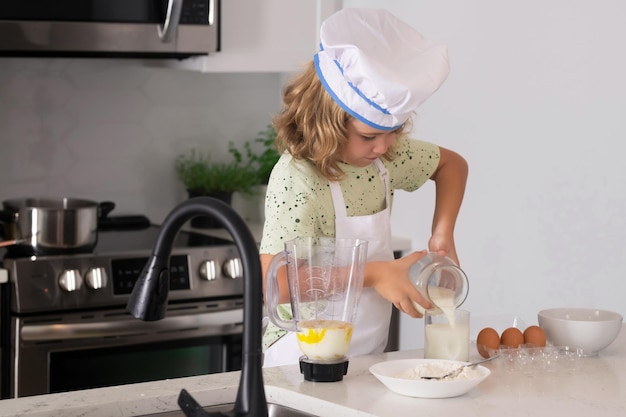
left=265, top=251, right=298, bottom=332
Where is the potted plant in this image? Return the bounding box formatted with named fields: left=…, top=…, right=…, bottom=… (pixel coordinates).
left=227, top=124, right=280, bottom=222
left=228, top=124, right=280, bottom=185
left=175, top=149, right=258, bottom=228
left=250, top=123, right=280, bottom=185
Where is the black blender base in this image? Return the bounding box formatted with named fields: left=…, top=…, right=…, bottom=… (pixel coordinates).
left=299, top=356, right=349, bottom=382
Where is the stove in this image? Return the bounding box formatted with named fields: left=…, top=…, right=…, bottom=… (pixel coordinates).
left=0, top=226, right=246, bottom=398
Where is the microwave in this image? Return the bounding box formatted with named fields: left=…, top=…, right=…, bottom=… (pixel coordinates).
left=0, top=0, right=220, bottom=58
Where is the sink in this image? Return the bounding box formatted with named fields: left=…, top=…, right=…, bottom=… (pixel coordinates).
left=142, top=402, right=319, bottom=417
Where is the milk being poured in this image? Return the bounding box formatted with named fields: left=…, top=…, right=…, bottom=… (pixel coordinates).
left=424, top=287, right=469, bottom=361
left=429, top=286, right=457, bottom=325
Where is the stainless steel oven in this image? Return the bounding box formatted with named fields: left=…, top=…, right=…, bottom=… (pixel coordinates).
left=0, top=226, right=244, bottom=398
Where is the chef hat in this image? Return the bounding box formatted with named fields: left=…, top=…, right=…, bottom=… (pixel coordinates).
left=314, top=8, right=450, bottom=130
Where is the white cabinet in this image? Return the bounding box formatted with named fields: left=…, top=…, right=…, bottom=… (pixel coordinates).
left=172, top=0, right=342, bottom=73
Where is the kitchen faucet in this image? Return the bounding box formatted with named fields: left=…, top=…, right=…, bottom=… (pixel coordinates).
left=126, top=197, right=268, bottom=417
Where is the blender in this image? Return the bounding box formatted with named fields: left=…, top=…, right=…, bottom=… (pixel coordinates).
left=265, top=236, right=368, bottom=382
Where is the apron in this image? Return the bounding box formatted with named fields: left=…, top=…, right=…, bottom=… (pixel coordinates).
left=263, top=159, right=394, bottom=367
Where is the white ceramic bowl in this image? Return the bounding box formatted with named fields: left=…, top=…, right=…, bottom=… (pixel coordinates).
left=538, top=308, right=623, bottom=356
left=369, top=359, right=491, bottom=399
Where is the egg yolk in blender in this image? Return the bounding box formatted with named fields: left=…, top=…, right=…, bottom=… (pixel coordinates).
left=296, top=319, right=354, bottom=360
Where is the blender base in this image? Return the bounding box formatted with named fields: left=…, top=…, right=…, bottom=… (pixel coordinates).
left=299, top=356, right=349, bottom=382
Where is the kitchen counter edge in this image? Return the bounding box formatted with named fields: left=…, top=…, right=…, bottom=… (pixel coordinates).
left=1, top=325, right=625, bottom=417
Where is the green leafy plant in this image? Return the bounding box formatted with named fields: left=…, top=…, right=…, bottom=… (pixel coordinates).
left=175, top=149, right=258, bottom=195
left=229, top=124, right=280, bottom=185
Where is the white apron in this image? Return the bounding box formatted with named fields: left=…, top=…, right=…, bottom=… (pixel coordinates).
left=263, top=159, right=394, bottom=367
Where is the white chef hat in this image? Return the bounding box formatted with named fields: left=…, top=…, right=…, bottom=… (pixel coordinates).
left=314, top=8, right=450, bottom=130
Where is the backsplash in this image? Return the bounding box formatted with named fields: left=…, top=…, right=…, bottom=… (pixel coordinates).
left=0, top=58, right=282, bottom=223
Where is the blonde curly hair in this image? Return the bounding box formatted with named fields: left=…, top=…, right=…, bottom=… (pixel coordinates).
left=273, top=61, right=408, bottom=181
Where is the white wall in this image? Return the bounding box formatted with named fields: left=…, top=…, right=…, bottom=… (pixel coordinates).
left=344, top=0, right=626, bottom=349
left=0, top=59, right=282, bottom=223
left=2, top=1, right=625, bottom=352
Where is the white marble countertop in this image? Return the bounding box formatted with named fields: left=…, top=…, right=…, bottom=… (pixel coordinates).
left=2, top=325, right=624, bottom=417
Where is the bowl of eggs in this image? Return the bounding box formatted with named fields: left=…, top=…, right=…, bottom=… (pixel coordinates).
left=538, top=308, right=623, bottom=356
left=369, top=359, right=491, bottom=399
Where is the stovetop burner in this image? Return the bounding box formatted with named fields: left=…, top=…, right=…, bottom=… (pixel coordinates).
left=95, top=226, right=234, bottom=254
left=1, top=226, right=234, bottom=260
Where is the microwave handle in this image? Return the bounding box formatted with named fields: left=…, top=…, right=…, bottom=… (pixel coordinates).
left=158, top=0, right=183, bottom=42
left=208, top=0, right=216, bottom=25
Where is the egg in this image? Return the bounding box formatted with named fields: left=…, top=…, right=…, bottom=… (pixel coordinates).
left=523, top=325, right=547, bottom=347
left=500, top=327, right=524, bottom=348
left=476, top=327, right=500, bottom=358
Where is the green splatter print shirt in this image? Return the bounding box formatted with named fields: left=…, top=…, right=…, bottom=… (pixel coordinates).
left=259, top=135, right=440, bottom=255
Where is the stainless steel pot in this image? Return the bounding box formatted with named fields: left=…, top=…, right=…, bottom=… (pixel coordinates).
left=0, top=197, right=99, bottom=255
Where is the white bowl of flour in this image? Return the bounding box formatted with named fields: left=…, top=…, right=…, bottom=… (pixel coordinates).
left=369, top=358, right=491, bottom=398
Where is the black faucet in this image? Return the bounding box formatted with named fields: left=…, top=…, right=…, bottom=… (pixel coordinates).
left=126, top=197, right=268, bottom=417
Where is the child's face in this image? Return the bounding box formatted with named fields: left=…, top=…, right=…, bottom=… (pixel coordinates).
left=340, top=119, right=398, bottom=167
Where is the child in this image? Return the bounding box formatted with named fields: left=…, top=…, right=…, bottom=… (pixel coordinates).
left=260, top=8, right=468, bottom=367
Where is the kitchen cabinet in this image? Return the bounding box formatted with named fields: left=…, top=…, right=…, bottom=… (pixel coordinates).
left=168, top=0, right=342, bottom=73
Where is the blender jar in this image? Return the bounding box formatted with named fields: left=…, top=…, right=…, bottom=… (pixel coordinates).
left=265, top=236, right=368, bottom=381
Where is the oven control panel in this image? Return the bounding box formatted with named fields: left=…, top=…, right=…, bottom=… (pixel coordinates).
left=4, top=245, right=243, bottom=314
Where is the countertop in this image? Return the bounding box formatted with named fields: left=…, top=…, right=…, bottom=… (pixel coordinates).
left=2, top=325, right=624, bottom=417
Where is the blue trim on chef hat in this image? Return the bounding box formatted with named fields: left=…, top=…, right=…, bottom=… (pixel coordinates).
left=314, top=52, right=402, bottom=132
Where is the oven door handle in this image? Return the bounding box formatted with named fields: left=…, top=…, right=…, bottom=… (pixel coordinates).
left=20, top=308, right=244, bottom=342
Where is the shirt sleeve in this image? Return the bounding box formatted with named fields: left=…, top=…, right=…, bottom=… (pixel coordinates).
left=386, top=135, right=440, bottom=191
left=259, top=154, right=335, bottom=254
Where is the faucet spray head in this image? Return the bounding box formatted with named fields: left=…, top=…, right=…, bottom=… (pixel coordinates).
left=126, top=254, right=170, bottom=321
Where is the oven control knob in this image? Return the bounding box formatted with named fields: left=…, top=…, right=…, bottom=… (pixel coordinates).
left=199, top=260, right=218, bottom=281
left=58, top=269, right=83, bottom=292
left=85, top=267, right=108, bottom=290
left=223, top=258, right=243, bottom=279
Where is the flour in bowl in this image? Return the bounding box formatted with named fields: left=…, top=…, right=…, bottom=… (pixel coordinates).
left=394, top=361, right=482, bottom=381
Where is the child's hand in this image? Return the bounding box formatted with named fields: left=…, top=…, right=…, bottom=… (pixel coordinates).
left=368, top=250, right=434, bottom=318
left=428, top=234, right=459, bottom=266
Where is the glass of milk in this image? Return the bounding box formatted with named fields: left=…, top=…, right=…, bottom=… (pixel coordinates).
left=424, top=309, right=470, bottom=361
